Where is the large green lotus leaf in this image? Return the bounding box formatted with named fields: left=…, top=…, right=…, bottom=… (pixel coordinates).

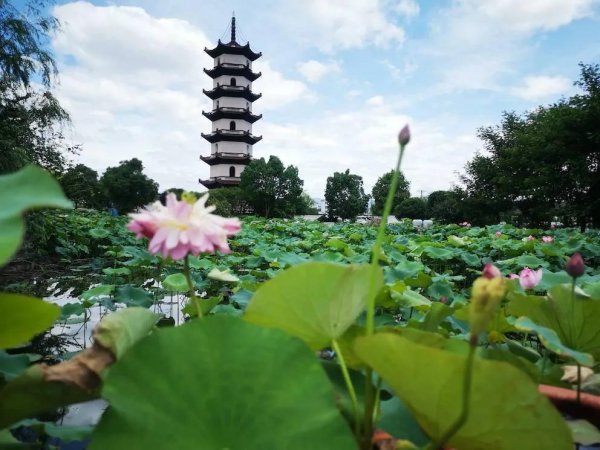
left=0, top=166, right=72, bottom=266
left=90, top=316, right=357, bottom=450
left=0, top=294, right=60, bottom=349
left=511, top=317, right=593, bottom=366
left=354, top=332, right=572, bottom=450
left=245, top=262, right=383, bottom=350
left=0, top=308, right=158, bottom=428
left=114, top=285, right=153, bottom=308
left=508, top=284, right=600, bottom=360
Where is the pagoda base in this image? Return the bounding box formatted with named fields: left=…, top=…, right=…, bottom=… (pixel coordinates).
left=199, top=176, right=241, bottom=189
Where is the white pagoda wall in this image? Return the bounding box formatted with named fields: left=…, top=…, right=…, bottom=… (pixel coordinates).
left=212, top=118, right=251, bottom=132
left=210, top=163, right=248, bottom=178
left=216, top=54, right=250, bottom=66
left=214, top=75, right=250, bottom=88
left=211, top=141, right=251, bottom=154
left=213, top=97, right=249, bottom=109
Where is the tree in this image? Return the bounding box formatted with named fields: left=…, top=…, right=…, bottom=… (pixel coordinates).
left=0, top=0, right=73, bottom=175
left=297, top=192, right=319, bottom=215
left=460, top=63, right=600, bottom=229
left=324, top=169, right=369, bottom=220
left=206, top=187, right=249, bottom=216
left=60, top=164, right=104, bottom=209
left=396, top=197, right=429, bottom=219
left=100, top=159, right=159, bottom=213
left=371, top=170, right=410, bottom=216
left=239, top=156, right=304, bottom=218
left=427, top=190, right=463, bottom=224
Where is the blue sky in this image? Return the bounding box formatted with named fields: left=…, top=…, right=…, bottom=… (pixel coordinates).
left=46, top=0, right=600, bottom=198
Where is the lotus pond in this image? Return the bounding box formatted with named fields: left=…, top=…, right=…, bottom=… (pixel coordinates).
left=2, top=167, right=600, bottom=449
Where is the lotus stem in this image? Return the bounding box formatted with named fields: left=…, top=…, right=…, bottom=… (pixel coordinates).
left=184, top=255, right=202, bottom=318
left=332, top=339, right=360, bottom=437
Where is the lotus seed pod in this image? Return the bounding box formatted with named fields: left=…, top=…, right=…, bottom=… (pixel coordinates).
left=469, top=276, right=506, bottom=338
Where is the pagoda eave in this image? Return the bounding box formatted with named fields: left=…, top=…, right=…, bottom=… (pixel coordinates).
left=200, top=153, right=252, bottom=166
left=204, top=40, right=262, bottom=61
left=202, top=108, right=262, bottom=123
left=203, top=66, right=261, bottom=82
left=203, top=87, right=261, bottom=102
left=201, top=131, right=262, bottom=145
left=199, top=176, right=242, bottom=189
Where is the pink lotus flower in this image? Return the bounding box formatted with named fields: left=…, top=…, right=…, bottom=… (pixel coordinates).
left=127, top=193, right=241, bottom=260
left=518, top=267, right=543, bottom=290
left=482, top=263, right=502, bottom=279
left=508, top=273, right=519, bottom=280
left=459, top=222, right=471, bottom=228
left=542, top=236, right=553, bottom=243
left=495, top=231, right=502, bottom=237
left=526, top=235, right=535, bottom=241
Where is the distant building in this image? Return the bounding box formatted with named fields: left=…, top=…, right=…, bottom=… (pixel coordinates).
left=312, top=198, right=327, bottom=214
left=199, top=15, right=262, bottom=189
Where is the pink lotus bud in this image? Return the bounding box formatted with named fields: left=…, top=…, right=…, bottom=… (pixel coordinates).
left=519, top=267, right=543, bottom=290
left=527, top=235, right=535, bottom=241
left=495, top=231, right=502, bottom=237
left=566, top=253, right=585, bottom=278
left=542, top=236, right=553, bottom=243
left=398, top=124, right=410, bottom=146
left=439, top=296, right=448, bottom=304
left=482, top=263, right=502, bottom=279
left=508, top=273, right=519, bottom=280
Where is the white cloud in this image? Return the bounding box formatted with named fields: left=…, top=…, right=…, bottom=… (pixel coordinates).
left=281, top=0, right=406, bottom=51
left=511, top=75, right=572, bottom=100
left=257, top=103, right=476, bottom=198
left=366, top=95, right=384, bottom=106
left=394, top=0, right=420, bottom=19
left=423, top=0, right=597, bottom=92
left=296, top=59, right=341, bottom=83
left=52, top=2, right=311, bottom=192
left=475, top=0, right=597, bottom=33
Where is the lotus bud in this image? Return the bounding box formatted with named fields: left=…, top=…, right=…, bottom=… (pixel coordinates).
left=482, top=263, right=502, bottom=279
left=469, top=276, right=506, bottom=341
left=566, top=253, right=585, bottom=278
left=398, top=124, right=410, bottom=146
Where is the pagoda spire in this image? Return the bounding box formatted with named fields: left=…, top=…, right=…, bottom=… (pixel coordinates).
left=231, top=12, right=236, bottom=42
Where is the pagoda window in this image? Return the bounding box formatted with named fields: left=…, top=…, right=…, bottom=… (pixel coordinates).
left=230, top=77, right=236, bottom=86
left=229, top=166, right=236, bottom=177
left=230, top=121, right=236, bottom=130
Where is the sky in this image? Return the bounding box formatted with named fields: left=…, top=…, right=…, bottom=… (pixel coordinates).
left=46, top=0, right=600, bottom=198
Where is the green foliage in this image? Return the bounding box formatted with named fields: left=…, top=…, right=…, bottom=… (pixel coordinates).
left=90, top=316, right=357, bottom=450
left=59, top=164, right=105, bottom=209
left=0, top=165, right=72, bottom=266
left=427, top=190, right=463, bottom=224
left=298, top=191, right=319, bottom=215
left=0, top=294, right=60, bottom=349
left=396, top=197, right=429, bottom=219
left=354, top=332, right=572, bottom=449
left=0, top=0, right=73, bottom=175
left=239, top=155, right=304, bottom=218
left=245, top=262, right=383, bottom=350
left=324, top=169, right=369, bottom=220
left=99, top=158, right=159, bottom=213
left=371, top=170, right=410, bottom=216
left=205, top=187, right=249, bottom=216
left=460, top=63, right=600, bottom=228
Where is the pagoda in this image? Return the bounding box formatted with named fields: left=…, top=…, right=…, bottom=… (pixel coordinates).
left=199, top=15, right=262, bottom=189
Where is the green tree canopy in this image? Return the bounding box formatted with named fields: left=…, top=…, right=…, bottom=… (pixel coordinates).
left=371, top=170, right=410, bottom=216
left=324, top=169, right=369, bottom=220
left=396, top=197, right=429, bottom=219
left=206, top=187, right=249, bottom=217
left=460, top=62, right=600, bottom=229
left=100, top=158, right=159, bottom=213
left=297, top=192, right=319, bottom=215
left=59, top=164, right=104, bottom=209
left=0, top=0, right=73, bottom=175
left=427, top=190, right=463, bottom=224
left=239, top=155, right=304, bottom=218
